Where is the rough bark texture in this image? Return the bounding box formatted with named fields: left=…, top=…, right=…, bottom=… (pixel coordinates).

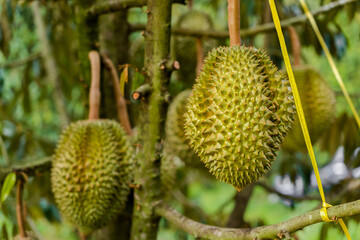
left=156, top=199, right=360, bottom=240
left=130, top=0, right=172, bottom=239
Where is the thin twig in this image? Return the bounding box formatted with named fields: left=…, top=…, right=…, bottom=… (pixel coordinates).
left=31, top=1, right=69, bottom=127
left=101, top=55, right=132, bottom=135
left=257, top=182, right=321, bottom=201
left=86, top=0, right=185, bottom=17
left=0, top=157, right=52, bottom=181
left=0, top=52, right=41, bottom=69
left=156, top=199, right=360, bottom=240
left=88, top=51, right=101, bottom=120
left=129, top=0, right=356, bottom=39
left=227, top=0, right=241, bottom=45
left=16, top=177, right=26, bottom=238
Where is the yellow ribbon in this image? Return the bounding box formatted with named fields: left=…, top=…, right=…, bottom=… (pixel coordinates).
left=299, top=0, right=360, bottom=129
left=268, top=0, right=352, bottom=239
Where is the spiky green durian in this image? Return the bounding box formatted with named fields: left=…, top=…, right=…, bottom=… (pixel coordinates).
left=184, top=45, right=295, bottom=191
left=172, top=11, right=219, bottom=89
left=282, top=66, right=336, bottom=152
left=161, top=90, right=197, bottom=191
left=163, top=90, right=198, bottom=165
left=51, top=120, right=133, bottom=234
left=14, top=231, right=38, bottom=240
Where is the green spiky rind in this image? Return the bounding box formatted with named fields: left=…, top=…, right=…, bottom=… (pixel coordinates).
left=172, top=11, right=218, bottom=88
left=51, top=120, right=133, bottom=233
left=163, top=90, right=198, bottom=165
left=282, top=66, right=336, bottom=152
left=161, top=90, right=195, bottom=192
left=14, top=231, right=38, bottom=240
left=184, top=45, right=295, bottom=191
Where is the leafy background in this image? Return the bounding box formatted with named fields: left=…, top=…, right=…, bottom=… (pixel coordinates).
left=0, top=0, right=359, bottom=239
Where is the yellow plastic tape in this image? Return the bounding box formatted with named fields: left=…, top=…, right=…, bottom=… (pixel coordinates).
left=268, top=0, right=351, bottom=239
left=299, top=0, right=360, bottom=129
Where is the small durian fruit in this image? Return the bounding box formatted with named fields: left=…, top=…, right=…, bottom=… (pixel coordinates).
left=161, top=90, right=197, bottom=191
left=172, top=11, right=219, bottom=89
left=14, top=231, right=38, bottom=240
left=184, top=45, right=295, bottom=191
left=163, top=90, right=199, bottom=166
left=282, top=66, right=336, bottom=152
left=51, top=120, right=133, bottom=234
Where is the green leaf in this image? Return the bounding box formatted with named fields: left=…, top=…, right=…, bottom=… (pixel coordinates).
left=1, top=172, right=16, bottom=203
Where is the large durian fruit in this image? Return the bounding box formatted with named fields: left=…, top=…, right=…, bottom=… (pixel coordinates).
left=51, top=120, right=133, bottom=234
left=282, top=66, right=336, bottom=152
left=184, top=45, right=295, bottom=191
left=172, top=11, right=219, bottom=89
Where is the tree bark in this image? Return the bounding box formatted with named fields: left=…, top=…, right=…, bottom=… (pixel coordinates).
left=130, top=0, right=172, bottom=239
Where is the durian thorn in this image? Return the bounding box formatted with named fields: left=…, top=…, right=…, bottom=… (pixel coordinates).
left=88, top=51, right=101, bottom=120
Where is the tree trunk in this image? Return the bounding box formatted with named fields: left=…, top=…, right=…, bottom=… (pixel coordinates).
left=130, top=0, right=172, bottom=239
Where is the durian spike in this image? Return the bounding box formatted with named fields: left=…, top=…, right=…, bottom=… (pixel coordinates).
left=287, top=26, right=301, bottom=66
left=102, top=54, right=133, bottom=135
left=228, top=0, right=241, bottom=45
left=88, top=51, right=101, bottom=120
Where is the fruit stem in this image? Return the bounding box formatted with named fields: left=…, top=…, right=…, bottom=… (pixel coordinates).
left=79, top=232, right=89, bottom=240
left=287, top=26, right=301, bottom=66
left=227, top=0, right=241, bottom=46
left=16, top=177, right=27, bottom=238
left=102, top=54, right=133, bottom=135
left=195, top=38, right=204, bottom=74
left=88, top=51, right=101, bottom=120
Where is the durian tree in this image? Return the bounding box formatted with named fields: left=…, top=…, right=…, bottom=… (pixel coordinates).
left=0, top=0, right=360, bottom=240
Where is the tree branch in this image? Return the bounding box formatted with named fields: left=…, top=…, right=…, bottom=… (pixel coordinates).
left=16, top=178, right=26, bottom=238
left=256, top=182, right=321, bottom=202
left=0, top=157, right=52, bottom=181
left=86, top=0, right=185, bottom=17
left=156, top=199, right=360, bottom=240
left=31, top=1, right=70, bottom=127
left=0, top=52, right=41, bottom=69
left=129, top=0, right=356, bottom=39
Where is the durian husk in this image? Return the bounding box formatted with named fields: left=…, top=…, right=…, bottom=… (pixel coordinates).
left=282, top=66, right=336, bottom=152
left=184, top=45, right=295, bottom=191
left=51, top=119, right=133, bottom=234
left=172, top=11, right=219, bottom=89
left=162, top=90, right=200, bottom=192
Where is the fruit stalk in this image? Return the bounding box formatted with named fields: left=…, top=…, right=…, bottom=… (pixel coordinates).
left=88, top=51, right=101, bottom=120
left=102, top=54, right=132, bottom=135
left=227, top=0, right=241, bottom=45
left=287, top=26, right=301, bottom=66
left=16, top=178, right=26, bottom=238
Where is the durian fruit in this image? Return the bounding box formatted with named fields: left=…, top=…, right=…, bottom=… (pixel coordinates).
left=161, top=90, right=197, bottom=191
left=163, top=90, right=198, bottom=165
left=14, top=231, right=38, bottom=240
left=51, top=119, right=133, bottom=234
left=184, top=45, right=295, bottom=191
left=172, top=11, right=219, bottom=89
left=282, top=66, right=336, bottom=152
